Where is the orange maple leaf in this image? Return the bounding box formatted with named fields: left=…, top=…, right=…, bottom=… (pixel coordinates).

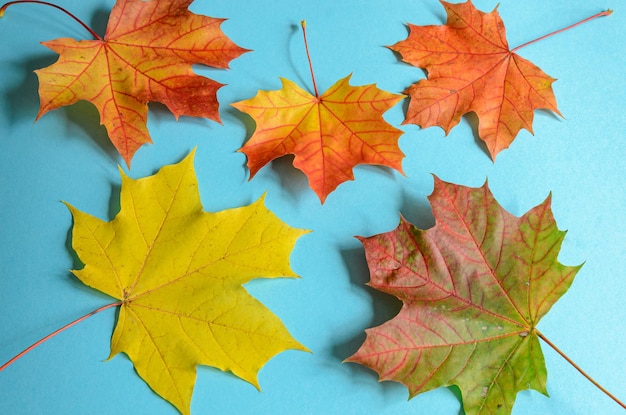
left=30, top=0, right=247, bottom=165
left=232, top=23, right=404, bottom=203
left=391, top=0, right=568, bottom=159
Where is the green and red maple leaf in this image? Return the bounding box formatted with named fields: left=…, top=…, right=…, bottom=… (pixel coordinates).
left=348, top=178, right=581, bottom=414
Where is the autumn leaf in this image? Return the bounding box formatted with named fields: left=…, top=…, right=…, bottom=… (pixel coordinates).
left=390, top=0, right=610, bottom=159
left=232, top=22, right=404, bottom=203
left=347, top=178, right=582, bottom=414
left=3, top=0, right=247, bottom=165
left=64, top=150, right=308, bottom=415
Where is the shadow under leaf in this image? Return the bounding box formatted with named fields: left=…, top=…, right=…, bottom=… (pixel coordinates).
left=4, top=54, right=55, bottom=124
left=269, top=154, right=311, bottom=203
left=333, top=246, right=402, bottom=361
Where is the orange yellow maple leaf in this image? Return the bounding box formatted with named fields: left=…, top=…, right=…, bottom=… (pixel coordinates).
left=390, top=0, right=560, bottom=159
left=232, top=75, right=405, bottom=203
left=65, top=151, right=308, bottom=415
left=35, top=0, right=247, bottom=165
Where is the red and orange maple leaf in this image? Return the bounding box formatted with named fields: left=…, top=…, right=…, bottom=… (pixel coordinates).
left=232, top=23, right=404, bottom=203
left=32, top=0, right=247, bottom=165
left=348, top=178, right=581, bottom=414
left=390, top=0, right=561, bottom=159
left=232, top=76, right=404, bottom=203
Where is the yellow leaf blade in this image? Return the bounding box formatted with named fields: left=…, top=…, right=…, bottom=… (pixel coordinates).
left=68, top=151, right=308, bottom=415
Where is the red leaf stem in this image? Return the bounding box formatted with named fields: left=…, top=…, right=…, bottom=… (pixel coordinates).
left=0, top=0, right=103, bottom=40
left=300, top=20, right=319, bottom=98
left=511, top=9, right=612, bottom=53
left=0, top=301, right=122, bottom=372
left=537, top=330, right=626, bottom=410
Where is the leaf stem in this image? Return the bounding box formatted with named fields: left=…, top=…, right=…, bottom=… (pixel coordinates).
left=0, top=0, right=103, bottom=41
left=511, top=9, right=612, bottom=53
left=0, top=301, right=122, bottom=372
left=536, top=330, right=626, bottom=410
left=300, top=20, right=319, bottom=98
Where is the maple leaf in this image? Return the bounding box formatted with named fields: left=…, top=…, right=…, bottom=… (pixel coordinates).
left=390, top=1, right=609, bottom=159
left=232, top=23, right=404, bottom=203
left=347, top=178, right=582, bottom=415
left=64, top=151, right=308, bottom=415
left=29, top=0, right=247, bottom=165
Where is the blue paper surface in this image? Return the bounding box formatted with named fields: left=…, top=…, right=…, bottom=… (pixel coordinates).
left=0, top=1, right=624, bottom=414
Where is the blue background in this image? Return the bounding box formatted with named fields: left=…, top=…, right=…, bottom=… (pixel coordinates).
left=1, top=0, right=624, bottom=414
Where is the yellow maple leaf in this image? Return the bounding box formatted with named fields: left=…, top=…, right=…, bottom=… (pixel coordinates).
left=65, top=150, right=309, bottom=415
